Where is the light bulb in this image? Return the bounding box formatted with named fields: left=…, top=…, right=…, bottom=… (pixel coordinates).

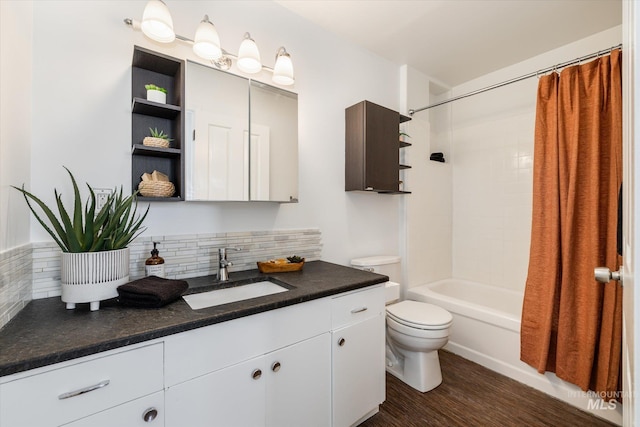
left=272, top=47, right=294, bottom=85
left=237, top=33, right=262, bottom=74
left=140, top=0, right=175, bottom=43
left=193, top=15, right=222, bottom=60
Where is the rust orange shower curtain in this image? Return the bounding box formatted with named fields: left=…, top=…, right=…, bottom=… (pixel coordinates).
left=520, top=49, right=622, bottom=398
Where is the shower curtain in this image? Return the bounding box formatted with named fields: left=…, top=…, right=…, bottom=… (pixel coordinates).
left=520, top=49, right=622, bottom=399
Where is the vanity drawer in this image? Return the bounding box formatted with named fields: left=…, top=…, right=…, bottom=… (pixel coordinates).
left=331, top=285, right=384, bottom=329
left=0, top=343, right=163, bottom=427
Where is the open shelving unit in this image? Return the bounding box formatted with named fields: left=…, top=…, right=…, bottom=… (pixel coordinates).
left=131, top=46, right=185, bottom=202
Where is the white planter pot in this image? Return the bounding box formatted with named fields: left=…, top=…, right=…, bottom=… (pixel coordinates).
left=146, top=89, right=166, bottom=104
left=61, top=248, right=130, bottom=311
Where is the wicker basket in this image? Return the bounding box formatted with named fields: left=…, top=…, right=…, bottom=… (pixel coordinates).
left=143, top=136, right=170, bottom=148
left=138, top=181, right=175, bottom=197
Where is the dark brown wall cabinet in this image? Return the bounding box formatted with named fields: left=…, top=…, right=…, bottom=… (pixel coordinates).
left=131, top=46, right=185, bottom=201
left=345, top=100, right=411, bottom=194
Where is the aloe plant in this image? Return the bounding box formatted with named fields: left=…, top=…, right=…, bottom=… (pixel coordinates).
left=149, top=127, right=173, bottom=142
left=12, top=167, right=149, bottom=253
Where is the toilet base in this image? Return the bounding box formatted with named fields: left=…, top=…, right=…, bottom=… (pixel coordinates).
left=385, top=347, right=443, bottom=393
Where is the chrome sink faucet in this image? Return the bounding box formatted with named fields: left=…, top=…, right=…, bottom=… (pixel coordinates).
left=218, top=247, right=242, bottom=281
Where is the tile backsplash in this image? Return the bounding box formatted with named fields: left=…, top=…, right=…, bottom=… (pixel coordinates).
left=0, top=244, right=33, bottom=329
left=0, top=229, right=321, bottom=327
left=32, top=228, right=322, bottom=299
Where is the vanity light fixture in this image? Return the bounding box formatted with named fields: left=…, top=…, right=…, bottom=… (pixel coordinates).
left=192, top=15, right=222, bottom=60
left=237, top=33, right=262, bottom=74
left=272, top=47, right=295, bottom=85
left=125, top=1, right=295, bottom=86
left=140, top=0, right=175, bottom=43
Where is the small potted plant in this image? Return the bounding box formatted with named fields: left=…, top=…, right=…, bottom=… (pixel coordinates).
left=143, top=127, right=173, bottom=148
left=145, top=84, right=167, bottom=104
left=13, top=168, right=149, bottom=311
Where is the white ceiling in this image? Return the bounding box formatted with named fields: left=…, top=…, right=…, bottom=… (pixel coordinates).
left=276, top=0, right=622, bottom=88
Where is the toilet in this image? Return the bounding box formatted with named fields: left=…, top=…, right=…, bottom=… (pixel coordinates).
left=351, top=255, right=453, bottom=393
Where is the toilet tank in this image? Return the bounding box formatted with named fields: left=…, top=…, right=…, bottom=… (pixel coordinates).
left=350, top=255, right=401, bottom=282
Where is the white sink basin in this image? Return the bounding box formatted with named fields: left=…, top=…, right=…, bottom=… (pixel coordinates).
left=183, top=280, right=289, bottom=310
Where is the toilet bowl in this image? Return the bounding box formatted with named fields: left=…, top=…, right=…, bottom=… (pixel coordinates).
left=351, top=256, right=453, bottom=393
left=386, top=300, right=452, bottom=392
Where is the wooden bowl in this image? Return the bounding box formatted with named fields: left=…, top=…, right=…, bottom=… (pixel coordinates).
left=257, top=260, right=305, bottom=273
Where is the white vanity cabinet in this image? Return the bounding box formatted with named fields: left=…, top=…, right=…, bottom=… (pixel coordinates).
left=331, top=286, right=386, bottom=427
left=0, top=282, right=385, bottom=427
left=164, top=297, right=332, bottom=427
left=0, top=343, right=164, bottom=427
left=166, top=333, right=331, bottom=427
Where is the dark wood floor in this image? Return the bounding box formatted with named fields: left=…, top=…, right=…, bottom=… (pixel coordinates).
left=361, top=350, right=618, bottom=427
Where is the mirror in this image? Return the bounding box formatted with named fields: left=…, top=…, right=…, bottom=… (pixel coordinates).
left=185, top=60, right=298, bottom=202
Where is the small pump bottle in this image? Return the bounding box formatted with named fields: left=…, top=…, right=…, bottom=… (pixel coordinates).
left=145, top=242, right=165, bottom=278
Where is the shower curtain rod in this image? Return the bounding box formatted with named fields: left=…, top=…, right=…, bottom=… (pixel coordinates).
left=408, top=43, right=622, bottom=115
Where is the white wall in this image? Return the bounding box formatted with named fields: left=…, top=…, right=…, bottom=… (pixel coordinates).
left=0, top=1, right=32, bottom=252
left=400, top=66, right=453, bottom=294
left=5, top=0, right=405, bottom=265
left=449, top=26, right=622, bottom=291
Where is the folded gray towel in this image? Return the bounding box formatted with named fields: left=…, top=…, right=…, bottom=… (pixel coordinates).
left=117, top=276, right=189, bottom=308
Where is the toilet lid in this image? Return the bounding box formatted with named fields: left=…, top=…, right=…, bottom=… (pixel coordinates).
left=387, top=300, right=452, bottom=329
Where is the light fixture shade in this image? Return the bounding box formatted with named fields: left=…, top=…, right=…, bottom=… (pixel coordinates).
left=193, top=15, right=222, bottom=60
left=237, top=33, right=262, bottom=74
left=272, top=47, right=295, bottom=85
left=141, top=0, right=175, bottom=43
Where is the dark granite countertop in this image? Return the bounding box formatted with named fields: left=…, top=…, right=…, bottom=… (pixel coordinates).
left=0, top=260, right=387, bottom=378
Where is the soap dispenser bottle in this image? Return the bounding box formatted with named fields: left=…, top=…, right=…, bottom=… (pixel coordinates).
left=145, top=242, right=165, bottom=278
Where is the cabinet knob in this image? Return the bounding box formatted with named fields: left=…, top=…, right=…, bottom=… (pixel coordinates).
left=142, top=407, right=158, bottom=422
left=272, top=361, right=281, bottom=372
left=338, top=337, right=346, bottom=347
left=252, top=369, right=263, bottom=380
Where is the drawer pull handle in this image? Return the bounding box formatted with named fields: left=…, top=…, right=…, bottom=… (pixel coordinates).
left=252, top=369, right=262, bottom=380
left=338, top=337, right=346, bottom=347
left=58, top=379, right=110, bottom=400
left=272, top=361, right=281, bottom=372
left=143, top=407, right=158, bottom=422
left=351, top=306, right=368, bottom=314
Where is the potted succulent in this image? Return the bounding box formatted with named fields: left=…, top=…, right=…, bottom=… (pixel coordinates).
left=145, top=83, right=167, bottom=104
left=13, top=167, right=149, bottom=311
left=143, top=127, right=173, bottom=148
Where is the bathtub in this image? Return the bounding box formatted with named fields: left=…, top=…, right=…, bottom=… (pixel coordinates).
left=407, top=279, right=622, bottom=425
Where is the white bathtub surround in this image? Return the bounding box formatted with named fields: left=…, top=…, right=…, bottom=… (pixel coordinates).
left=447, top=26, right=621, bottom=292
left=0, top=244, right=32, bottom=329
left=409, top=279, right=622, bottom=425
left=30, top=228, right=322, bottom=300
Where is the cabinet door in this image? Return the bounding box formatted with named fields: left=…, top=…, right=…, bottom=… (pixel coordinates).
left=332, top=315, right=385, bottom=427
left=345, top=101, right=400, bottom=192
left=364, top=102, right=400, bottom=191
left=63, top=391, right=164, bottom=427
left=266, top=333, right=331, bottom=427
left=165, top=357, right=266, bottom=427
